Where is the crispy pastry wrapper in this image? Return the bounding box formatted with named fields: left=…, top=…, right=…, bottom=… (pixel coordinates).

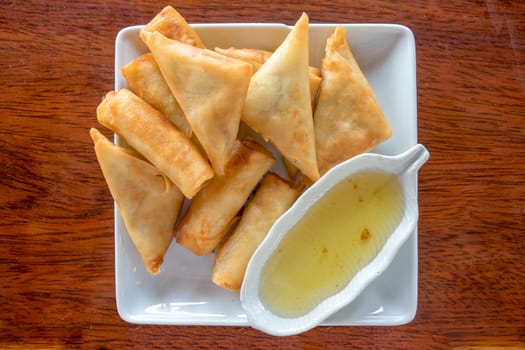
left=142, top=30, right=252, bottom=175
left=314, top=26, right=391, bottom=175
left=96, top=88, right=213, bottom=199
left=241, top=13, right=320, bottom=182
left=90, top=127, right=183, bottom=275
left=215, top=46, right=322, bottom=109
left=212, top=173, right=300, bottom=292
left=214, top=47, right=272, bottom=72
left=140, top=5, right=205, bottom=48
left=175, top=139, right=275, bottom=256
left=121, top=53, right=192, bottom=137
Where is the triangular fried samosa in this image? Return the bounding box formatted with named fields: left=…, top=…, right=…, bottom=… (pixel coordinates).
left=90, top=128, right=183, bottom=275
left=241, top=13, right=320, bottom=182
left=314, top=27, right=391, bottom=175
left=141, top=31, right=252, bottom=175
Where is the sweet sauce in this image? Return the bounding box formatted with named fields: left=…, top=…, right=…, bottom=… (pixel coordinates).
left=259, top=171, right=404, bottom=317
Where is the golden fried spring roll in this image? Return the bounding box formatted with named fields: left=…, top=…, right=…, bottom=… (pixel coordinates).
left=175, top=139, right=275, bottom=256
left=314, top=27, right=391, bottom=175
left=215, top=47, right=322, bottom=107
left=212, top=173, right=300, bottom=292
left=241, top=13, right=320, bottom=182
left=90, top=128, right=183, bottom=275
left=121, top=53, right=192, bottom=137
left=141, top=31, right=253, bottom=175
left=96, top=88, right=213, bottom=198
left=141, top=5, right=205, bottom=48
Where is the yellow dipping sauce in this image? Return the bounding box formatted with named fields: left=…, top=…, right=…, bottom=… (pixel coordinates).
left=259, top=171, right=405, bottom=318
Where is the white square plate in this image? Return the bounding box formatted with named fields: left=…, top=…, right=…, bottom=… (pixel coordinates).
left=113, top=22, right=418, bottom=326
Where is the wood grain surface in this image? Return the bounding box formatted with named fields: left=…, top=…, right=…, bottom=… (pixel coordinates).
left=0, top=0, right=524, bottom=348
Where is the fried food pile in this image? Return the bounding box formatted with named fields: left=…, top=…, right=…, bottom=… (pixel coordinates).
left=90, top=6, right=391, bottom=292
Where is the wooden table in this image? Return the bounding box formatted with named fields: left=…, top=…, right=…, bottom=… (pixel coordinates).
left=1, top=1, right=523, bottom=348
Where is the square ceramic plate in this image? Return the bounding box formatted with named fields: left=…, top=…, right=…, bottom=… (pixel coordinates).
left=114, top=22, right=417, bottom=326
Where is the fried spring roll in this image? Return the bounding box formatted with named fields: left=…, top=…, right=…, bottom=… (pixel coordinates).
left=175, top=139, right=275, bottom=256
left=96, top=88, right=213, bottom=199
left=212, top=173, right=300, bottom=292
left=90, top=128, right=183, bottom=275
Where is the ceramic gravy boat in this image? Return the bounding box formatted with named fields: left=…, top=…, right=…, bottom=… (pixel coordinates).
left=240, top=144, right=429, bottom=336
